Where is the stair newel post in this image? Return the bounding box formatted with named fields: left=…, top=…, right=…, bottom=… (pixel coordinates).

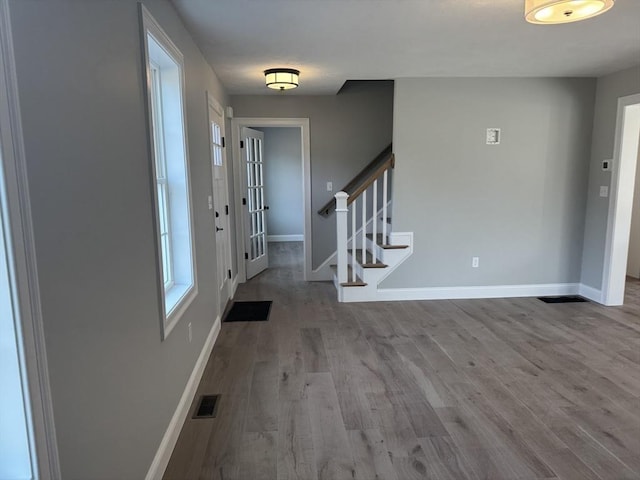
left=382, top=169, right=388, bottom=245
left=362, top=189, right=367, bottom=268
left=335, top=191, right=349, bottom=285
left=372, top=179, right=378, bottom=264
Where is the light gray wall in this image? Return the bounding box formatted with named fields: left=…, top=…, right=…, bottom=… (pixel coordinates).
left=626, top=143, right=640, bottom=279
left=259, top=127, right=303, bottom=237
left=580, top=65, right=640, bottom=289
left=231, top=80, right=394, bottom=267
left=385, top=77, right=595, bottom=288
left=8, top=0, right=228, bottom=478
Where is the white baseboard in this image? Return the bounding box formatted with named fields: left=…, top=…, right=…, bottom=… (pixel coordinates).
left=267, top=234, right=303, bottom=242
left=308, top=251, right=336, bottom=281
left=349, top=283, right=581, bottom=303
left=579, top=283, right=603, bottom=304
left=145, top=316, right=221, bottom=480
left=230, top=274, right=239, bottom=298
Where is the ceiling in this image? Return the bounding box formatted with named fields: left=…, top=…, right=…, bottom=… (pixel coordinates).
left=170, top=0, right=640, bottom=95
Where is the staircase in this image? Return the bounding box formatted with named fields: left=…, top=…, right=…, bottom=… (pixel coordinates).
left=328, top=147, right=413, bottom=302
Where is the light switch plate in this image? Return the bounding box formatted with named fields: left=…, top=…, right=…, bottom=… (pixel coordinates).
left=602, top=159, right=612, bottom=171
left=327, top=182, right=333, bottom=192
left=600, top=186, right=609, bottom=197
left=486, top=128, right=501, bottom=145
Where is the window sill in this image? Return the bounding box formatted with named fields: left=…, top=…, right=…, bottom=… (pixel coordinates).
left=163, top=282, right=197, bottom=339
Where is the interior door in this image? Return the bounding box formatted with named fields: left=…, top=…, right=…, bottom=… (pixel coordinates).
left=208, top=96, right=232, bottom=313
left=242, top=127, right=269, bottom=279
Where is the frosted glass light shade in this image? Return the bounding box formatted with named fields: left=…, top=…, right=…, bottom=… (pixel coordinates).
left=264, top=68, right=300, bottom=90
left=525, top=0, right=614, bottom=24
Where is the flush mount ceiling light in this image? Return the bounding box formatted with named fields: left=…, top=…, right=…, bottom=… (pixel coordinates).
left=264, top=68, right=299, bottom=90
left=525, top=0, right=614, bottom=24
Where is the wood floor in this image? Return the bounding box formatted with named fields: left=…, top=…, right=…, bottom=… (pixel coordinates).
left=164, top=242, right=640, bottom=480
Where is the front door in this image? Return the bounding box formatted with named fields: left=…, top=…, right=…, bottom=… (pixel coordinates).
left=207, top=95, right=232, bottom=313
left=241, top=127, right=269, bottom=279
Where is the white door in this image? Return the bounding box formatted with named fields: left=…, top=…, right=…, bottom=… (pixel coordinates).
left=242, top=127, right=269, bottom=279
left=208, top=95, right=232, bottom=313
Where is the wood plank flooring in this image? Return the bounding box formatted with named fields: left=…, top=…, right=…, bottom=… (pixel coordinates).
left=164, top=242, right=640, bottom=480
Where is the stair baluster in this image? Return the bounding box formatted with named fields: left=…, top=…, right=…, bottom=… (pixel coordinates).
left=361, top=190, right=367, bottom=270
left=372, top=179, right=378, bottom=264
left=351, top=198, right=356, bottom=282
left=382, top=169, right=388, bottom=244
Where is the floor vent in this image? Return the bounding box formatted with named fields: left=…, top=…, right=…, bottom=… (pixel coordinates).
left=193, top=394, right=220, bottom=419
left=538, top=295, right=588, bottom=304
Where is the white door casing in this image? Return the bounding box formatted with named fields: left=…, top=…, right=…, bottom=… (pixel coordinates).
left=241, top=127, right=269, bottom=279
left=207, top=94, right=232, bottom=314
left=601, top=94, right=640, bottom=305
left=231, top=118, right=312, bottom=284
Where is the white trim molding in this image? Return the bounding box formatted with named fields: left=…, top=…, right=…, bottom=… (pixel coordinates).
left=0, top=1, right=61, bottom=478
left=267, top=234, right=303, bottom=242
left=579, top=283, right=603, bottom=303
left=145, top=316, right=221, bottom=480
left=601, top=93, right=640, bottom=306
left=365, top=283, right=581, bottom=303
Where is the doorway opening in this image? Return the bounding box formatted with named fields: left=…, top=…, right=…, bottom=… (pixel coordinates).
left=231, top=118, right=312, bottom=282
left=601, top=93, right=640, bottom=305
left=207, top=93, right=233, bottom=317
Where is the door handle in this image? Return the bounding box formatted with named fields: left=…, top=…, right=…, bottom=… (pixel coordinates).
left=216, top=227, right=224, bottom=232
left=264, top=206, right=270, bottom=210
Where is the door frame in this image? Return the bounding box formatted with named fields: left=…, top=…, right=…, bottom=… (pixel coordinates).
left=206, top=92, right=233, bottom=314
left=0, top=1, right=60, bottom=477
left=231, top=118, right=311, bottom=282
left=601, top=93, right=640, bottom=306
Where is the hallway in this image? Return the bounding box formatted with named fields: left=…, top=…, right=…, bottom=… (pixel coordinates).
left=164, top=242, right=640, bottom=480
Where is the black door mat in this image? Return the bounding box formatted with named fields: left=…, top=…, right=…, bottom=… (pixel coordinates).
left=223, top=301, right=272, bottom=322
left=538, top=296, right=588, bottom=304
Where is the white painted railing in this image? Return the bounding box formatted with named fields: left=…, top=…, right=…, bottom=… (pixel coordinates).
left=334, top=162, right=392, bottom=284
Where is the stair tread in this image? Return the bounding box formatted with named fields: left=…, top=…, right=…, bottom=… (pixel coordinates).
left=366, top=233, right=409, bottom=249
left=348, top=249, right=387, bottom=268
left=340, top=281, right=368, bottom=287
left=330, top=264, right=367, bottom=287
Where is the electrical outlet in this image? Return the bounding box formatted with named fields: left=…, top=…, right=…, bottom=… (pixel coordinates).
left=327, top=181, right=333, bottom=192
left=188, top=323, right=192, bottom=343
left=600, top=186, right=609, bottom=198
left=472, top=257, right=479, bottom=268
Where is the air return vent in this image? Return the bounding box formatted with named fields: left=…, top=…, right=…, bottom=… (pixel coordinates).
left=193, top=395, right=220, bottom=419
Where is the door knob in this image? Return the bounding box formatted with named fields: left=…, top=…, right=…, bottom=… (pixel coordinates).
left=216, top=227, right=224, bottom=232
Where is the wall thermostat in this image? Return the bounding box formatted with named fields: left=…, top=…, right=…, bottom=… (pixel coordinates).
left=486, top=128, right=501, bottom=145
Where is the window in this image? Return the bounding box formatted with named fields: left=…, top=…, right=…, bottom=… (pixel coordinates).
left=141, top=6, right=196, bottom=338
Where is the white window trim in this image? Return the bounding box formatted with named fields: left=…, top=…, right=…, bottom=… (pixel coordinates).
left=0, top=1, right=60, bottom=477
left=140, top=4, right=197, bottom=339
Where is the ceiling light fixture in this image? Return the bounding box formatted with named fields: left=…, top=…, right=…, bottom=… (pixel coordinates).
left=264, top=68, right=299, bottom=91
left=525, top=0, right=614, bottom=24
